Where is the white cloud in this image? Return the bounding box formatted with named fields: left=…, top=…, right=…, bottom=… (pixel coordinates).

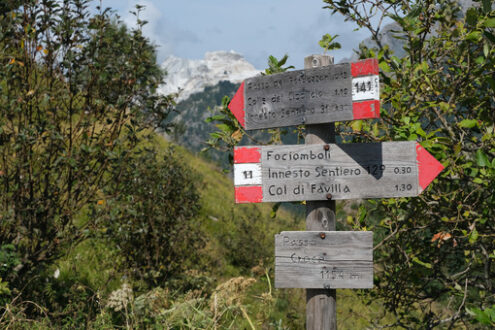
left=96, top=0, right=372, bottom=68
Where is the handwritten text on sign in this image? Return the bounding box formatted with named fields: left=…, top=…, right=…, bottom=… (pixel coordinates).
left=233, top=141, right=444, bottom=203
left=228, top=58, right=380, bottom=130
left=275, top=231, right=373, bottom=289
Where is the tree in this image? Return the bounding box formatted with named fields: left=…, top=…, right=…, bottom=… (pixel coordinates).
left=323, top=0, right=495, bottom=327
left=0, top=0, right=174, bottom=306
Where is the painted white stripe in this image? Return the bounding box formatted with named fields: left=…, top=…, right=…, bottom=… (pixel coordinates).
left=234, top=163, right=262, bottom=186
left=352, top=75, right=379, bottom=101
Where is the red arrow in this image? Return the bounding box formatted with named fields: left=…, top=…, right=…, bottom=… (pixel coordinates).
left=416, top=143, right=444, bottom=192
left=229, top=81, right=246, bottom=127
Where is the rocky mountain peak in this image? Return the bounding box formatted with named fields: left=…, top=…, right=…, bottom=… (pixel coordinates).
left=158, top=50, right=260, bottom=101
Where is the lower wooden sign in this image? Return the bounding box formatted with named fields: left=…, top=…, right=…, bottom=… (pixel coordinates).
left=275, top=231, right=373, bottom=289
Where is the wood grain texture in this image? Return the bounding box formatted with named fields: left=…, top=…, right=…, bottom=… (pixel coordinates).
left=275, top=231, right=373, bottom=289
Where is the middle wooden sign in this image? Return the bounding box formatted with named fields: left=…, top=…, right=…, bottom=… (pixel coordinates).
left=228, top=58, right=380, bottom=130
left=233, top=141, right=444, bottom=203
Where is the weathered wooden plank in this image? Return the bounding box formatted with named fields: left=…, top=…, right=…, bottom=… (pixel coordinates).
left=233, top=141, right=444, bottom=203
left=304, top=54, right=337, bottom=330
left=228, top=59, right=380, bottom=130
left=275, top=231, right=373, bottom=289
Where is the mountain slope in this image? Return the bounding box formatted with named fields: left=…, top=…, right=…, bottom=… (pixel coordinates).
left=169, top=80, right=240, bottom=164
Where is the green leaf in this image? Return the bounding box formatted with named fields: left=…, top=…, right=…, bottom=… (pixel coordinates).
left=484, top=18, right=495, bottom=28
left=412, top=257, right=432, bottom=269
left=415, top=126, right=426, bottom=138
left=475, top=56, right=486, bottom=64
left=268, top=55, right=278, bottom=66
left=467, top=307, right=493, bottom=325
left=205, top=114, right=224, bottom=123
left=278, top=54, right=289, bottom=66
left=265, top=54, right=294, bottom=74
left=408, top=134, right=418, bottom=141
left=372, top=123, right=379, bottom=136
left=458, top=119, right=478, bottom=128
left=475, top=149, right=490, bottom=167
left=215, top=123, right=232, bottom=132
left=466, top=31, right=482, bottom=41
left=473, top=177, right=484, bottom=184
left=319, top=34, right=341, bottom=52
left=469, top=228, right=479, bottom=244
left=379, top=61, right=391, bottom=72
left=351, top=120, right=363, bottom=131
left=487, top=306, right=495, bottom=321
left=420, top=61, right=428, bottom=73
left=209, top=132, right=223, bottom=139
left=358, top=205, right=367, bottom=224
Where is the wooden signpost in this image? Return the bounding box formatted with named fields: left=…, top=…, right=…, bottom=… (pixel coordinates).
left=233, top=141, right=444, bottom=203
left=228, top=58, right=380, bottom=130
left=275, top=231, right=373, bottom=289
left=228, top=55, right=444, bottom=329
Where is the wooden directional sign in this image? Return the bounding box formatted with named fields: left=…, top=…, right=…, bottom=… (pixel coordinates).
left=233, top=141, right=444, bottom=203
left=228, top=58, right=380, bottom=130
left=275, top=231, right=373, bottom=289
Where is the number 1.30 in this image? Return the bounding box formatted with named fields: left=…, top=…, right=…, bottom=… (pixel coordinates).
left=395, top=183, right=413, bottom=191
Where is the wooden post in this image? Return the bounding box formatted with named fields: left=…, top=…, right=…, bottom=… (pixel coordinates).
left=305, top=54, right=337, bottom=330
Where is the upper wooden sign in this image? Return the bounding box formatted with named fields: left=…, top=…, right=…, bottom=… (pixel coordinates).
left=233, top=141, right=444, bottom=203
left=228, top=58, right=380, bottom=130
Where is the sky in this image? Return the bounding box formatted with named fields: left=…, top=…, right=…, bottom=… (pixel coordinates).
left=95, top=0, right=371, bottom=70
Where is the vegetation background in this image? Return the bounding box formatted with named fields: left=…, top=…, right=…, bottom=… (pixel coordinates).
left=0, top=0, right=494, bottom=328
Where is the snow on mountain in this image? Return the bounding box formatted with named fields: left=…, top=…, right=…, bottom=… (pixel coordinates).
left=158, top=51, right=260, bottom=101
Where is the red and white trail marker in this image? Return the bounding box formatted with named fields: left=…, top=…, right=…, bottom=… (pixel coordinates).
left=228, top=58, right=380, bottom=130
left=233, top=141, right=444, bottom=203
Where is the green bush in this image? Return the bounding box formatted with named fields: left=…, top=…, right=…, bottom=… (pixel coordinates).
left=94, top=147, right=203, bottom=287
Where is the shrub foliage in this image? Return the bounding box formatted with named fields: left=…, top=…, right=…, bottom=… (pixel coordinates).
left=94, top=147, right=202, bottom=287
